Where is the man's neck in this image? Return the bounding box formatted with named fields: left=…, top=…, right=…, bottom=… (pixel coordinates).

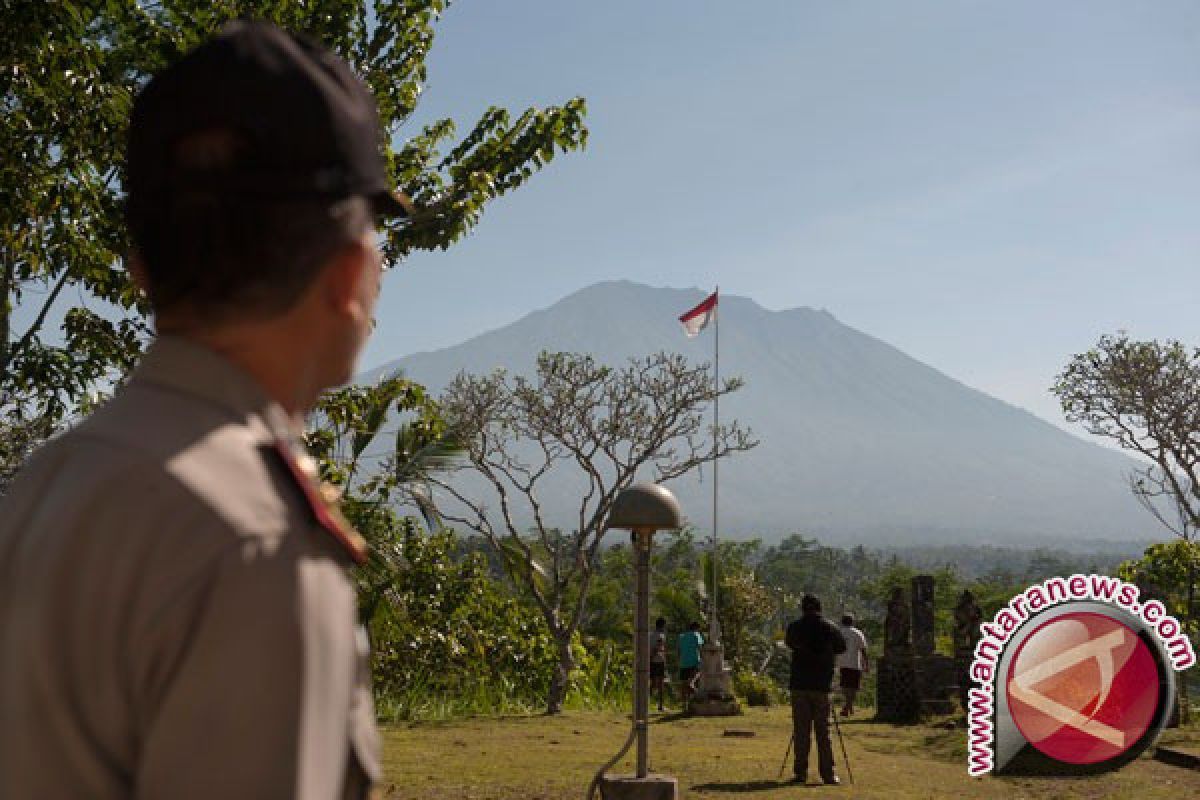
left=157, top=321, right=324, bottom=414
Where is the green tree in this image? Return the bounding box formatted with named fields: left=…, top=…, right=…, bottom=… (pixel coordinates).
left=368, top=519, right=558, bottom=716
left=711, top=552, right=774, bottom=671
left=2, top=1, right=587, bottom=425
left=0, top=389, right=109, bottom=497
left=1053, top=333, right=1200, bottom=720
left=304, top=374, right=559, bottom=713
left=652, top=529, right=707, bottom=645
left=0, top=413, right=58, bottom=497
left=1118, top=540, right=1199, bottom=721
left=759, top=535, right=889, bottom=640
left=304, top=373, right=461, bottom=629
left=580, top=528, right=707, bottom=661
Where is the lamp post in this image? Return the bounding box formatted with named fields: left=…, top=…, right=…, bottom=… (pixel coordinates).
left=588, top=483, right=682, bottom=800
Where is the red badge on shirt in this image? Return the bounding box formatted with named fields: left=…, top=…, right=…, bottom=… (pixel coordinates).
left=272, top=440, right=369, bottom=565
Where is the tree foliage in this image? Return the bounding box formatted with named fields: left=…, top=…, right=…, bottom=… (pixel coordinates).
left=1118, top=540, right=1200, bottom=637
left=1053, top=333, right=1200, bottom=540
left=706, top=546, right=774, bottom=671
left=432, top=350, right=758, bottom=712
left=2, top=0, right=587, bottom=424
left=305, top=372, right=460, bottom=619
left=2, top=2, right=145, bottom=422
left=367, top=519, right=558, bottom=714
left=0, top=413, right=58, bottom=497
left=578, top=529, right=703, bottom=657
left=3, top=0, right=604, bottom=719
left=305, top=373, right=559, bottom=713
left=1118, top=540, right=1199, bottom=720
left=306, top=374, right=458, bottom=498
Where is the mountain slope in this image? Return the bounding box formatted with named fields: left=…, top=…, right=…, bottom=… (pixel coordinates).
left=364, top=281, right=1152, bottom=545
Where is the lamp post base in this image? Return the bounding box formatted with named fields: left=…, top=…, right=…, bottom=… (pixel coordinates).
left=598, top=774, right=678, bottom=800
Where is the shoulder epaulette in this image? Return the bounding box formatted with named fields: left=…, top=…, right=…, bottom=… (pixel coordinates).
left=271, top=440, right=369, bottom=565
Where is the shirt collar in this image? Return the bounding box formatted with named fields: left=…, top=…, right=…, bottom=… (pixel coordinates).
left=131, top=334, right=298, bottom=443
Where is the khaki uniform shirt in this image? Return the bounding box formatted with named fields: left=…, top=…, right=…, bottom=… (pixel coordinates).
left=0, top=336, right=381, bottom=799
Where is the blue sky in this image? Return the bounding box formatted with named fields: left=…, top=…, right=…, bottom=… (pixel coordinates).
left=366, top=1, right=1200, bottom=431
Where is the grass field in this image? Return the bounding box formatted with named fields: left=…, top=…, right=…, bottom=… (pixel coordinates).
left=378, top=707, right=1200, bottom=799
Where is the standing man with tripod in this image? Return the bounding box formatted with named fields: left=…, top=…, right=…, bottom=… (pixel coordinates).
left=785, top=594, right=847, bottom=785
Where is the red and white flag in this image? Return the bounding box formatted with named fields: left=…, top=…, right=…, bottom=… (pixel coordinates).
left=679, top=291, right=718, bottom=337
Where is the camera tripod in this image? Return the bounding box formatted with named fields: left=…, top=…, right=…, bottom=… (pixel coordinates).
left=777, top=706, right=854, bottom=785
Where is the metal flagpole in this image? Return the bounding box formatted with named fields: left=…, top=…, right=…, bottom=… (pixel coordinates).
left=711, top=286, right=720, bottom=645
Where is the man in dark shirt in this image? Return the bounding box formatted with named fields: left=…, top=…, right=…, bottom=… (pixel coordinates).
left=785, top=594, right=847, bottom=785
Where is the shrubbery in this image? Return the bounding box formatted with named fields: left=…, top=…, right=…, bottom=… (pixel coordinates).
left=361, top=518, right=559, bottom=718
left=733, top=669, right=780, bottom=707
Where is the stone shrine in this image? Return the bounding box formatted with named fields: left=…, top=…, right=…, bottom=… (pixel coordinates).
left=875, top=575, right=960, bottom=721
left=876, top=586, right=918, bottom=722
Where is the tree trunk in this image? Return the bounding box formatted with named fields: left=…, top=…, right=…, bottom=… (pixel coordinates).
left=545, top=633, right=575, bottom=714
left=1183, top=566, right=1195, bottom=724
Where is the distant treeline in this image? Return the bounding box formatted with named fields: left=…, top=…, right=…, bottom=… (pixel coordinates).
left=362, top=522, right=1165, bottom=721
left=873, top=542, right=1138, bottom=581
left=397, top=529, right=1141, bottom=713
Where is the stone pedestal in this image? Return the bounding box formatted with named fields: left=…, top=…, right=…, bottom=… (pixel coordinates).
left=689, top=642, right=740, bottom=716
left=876, top=652, right=919, bottom=722
left=598, top=774, right=679, bottom=800
left=914, top=654, right=958, bottom=716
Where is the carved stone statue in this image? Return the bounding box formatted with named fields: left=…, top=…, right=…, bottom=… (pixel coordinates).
left=953, top=589, right=983, bottom=658
left=884, top=586, right=911, bottom=655
left=911, top=575, right=936, bottom=656
left=953, top=589, right=984, bottom=711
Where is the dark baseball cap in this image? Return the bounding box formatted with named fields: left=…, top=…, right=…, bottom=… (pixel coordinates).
left=126, top=20, right=413, bottom=220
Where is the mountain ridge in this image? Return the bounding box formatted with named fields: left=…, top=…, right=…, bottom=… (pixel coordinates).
left=362, top=281, right=1152, bottom=546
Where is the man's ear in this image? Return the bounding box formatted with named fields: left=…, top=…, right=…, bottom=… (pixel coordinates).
left=128, top=252, right=151, bottom=297
left=322, top=239, right=372, bottom=320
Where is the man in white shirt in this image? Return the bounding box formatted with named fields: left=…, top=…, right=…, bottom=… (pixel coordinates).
left=837, top=613, right=870, bottom=717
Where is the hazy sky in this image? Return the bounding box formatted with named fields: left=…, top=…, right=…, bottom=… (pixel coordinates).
left=366, top=1, right=1200, bottom=431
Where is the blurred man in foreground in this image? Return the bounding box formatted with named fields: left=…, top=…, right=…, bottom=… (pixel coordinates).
left=0, top=21, right=412, bottom=799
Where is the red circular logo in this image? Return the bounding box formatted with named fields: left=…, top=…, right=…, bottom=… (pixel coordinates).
left=1006, top=612, right=1160, bottom=765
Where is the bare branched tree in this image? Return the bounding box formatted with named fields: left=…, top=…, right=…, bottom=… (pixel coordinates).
left=1054, top=333, right=1200, bottom=720
left=432, top=350, right=757, bottom=713
left=1053, top=333, right=1200, bottom=542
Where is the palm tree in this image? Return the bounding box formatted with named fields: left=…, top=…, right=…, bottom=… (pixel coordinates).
left=306, top=372, right=462, bottom=628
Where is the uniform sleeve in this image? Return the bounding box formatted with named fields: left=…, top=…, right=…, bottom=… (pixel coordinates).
left=130, top=518, right=369, bottom=800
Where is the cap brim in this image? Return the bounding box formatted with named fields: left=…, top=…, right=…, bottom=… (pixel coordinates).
left=372, top=189, right=415, bottom=219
